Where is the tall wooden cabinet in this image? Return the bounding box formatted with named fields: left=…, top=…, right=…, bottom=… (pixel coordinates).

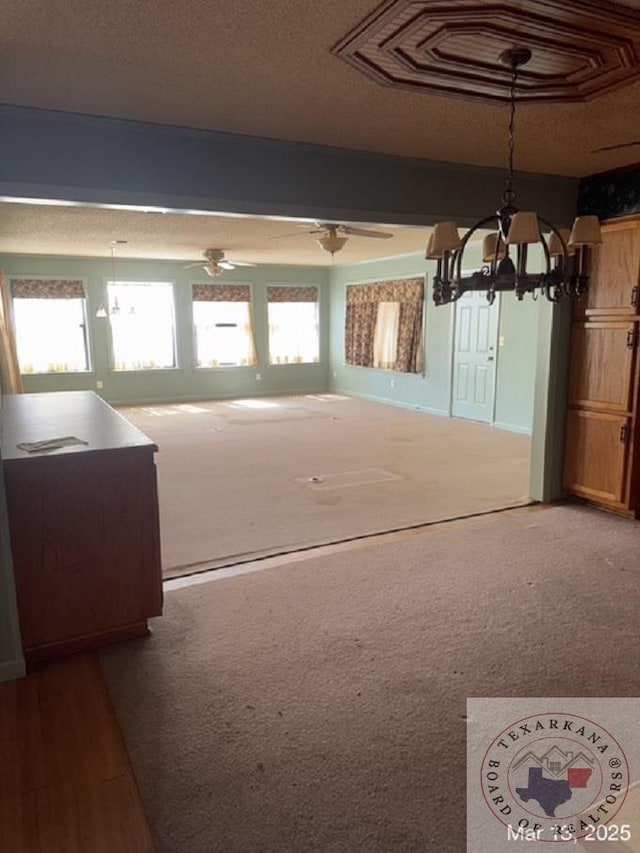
left=564, top=218, right=640, bottom=513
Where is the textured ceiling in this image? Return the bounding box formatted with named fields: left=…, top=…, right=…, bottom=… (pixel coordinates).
left=0, top=203, right=433, bottom=266
left=1, top=0, right=640, bottom=177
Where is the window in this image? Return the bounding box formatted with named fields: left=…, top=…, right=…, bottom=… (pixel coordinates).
left=192, top=284, right=257, bottom=367
left=267, top=285, right=319, bottom=364
left=11, top=278, right=90, bottom=374
left=373, top=302, right=400, bottom=369
left=108, top=282, right=176, bottom=371
left=345, top=278, right=424, bottom=373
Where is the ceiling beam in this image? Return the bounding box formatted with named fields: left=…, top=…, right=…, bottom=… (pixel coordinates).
left=0, top=105, right=579, bottom=227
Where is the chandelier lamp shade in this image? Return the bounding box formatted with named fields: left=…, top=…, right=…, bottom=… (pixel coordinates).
left=428, top=48, right=602, bottom=307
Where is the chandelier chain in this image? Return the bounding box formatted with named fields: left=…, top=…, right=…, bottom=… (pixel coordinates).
left=504, top=61, right=518, bottom=203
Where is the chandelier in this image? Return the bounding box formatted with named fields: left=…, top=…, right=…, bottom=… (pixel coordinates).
left=427, top=48, right=602, bottom=307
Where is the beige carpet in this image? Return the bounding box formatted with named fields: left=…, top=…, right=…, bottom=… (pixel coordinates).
left=101, top=503, right=640, bottom=853
left=118, top=394, right=531, bottom=573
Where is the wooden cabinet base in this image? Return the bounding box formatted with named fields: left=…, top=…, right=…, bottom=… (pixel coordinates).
left=567, top=494, right=635, bottom=519
left=25, top=621, right=151, bottom=671
left=1, top=392, right=164, bottom=668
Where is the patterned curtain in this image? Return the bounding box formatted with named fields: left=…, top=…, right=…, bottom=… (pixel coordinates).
left=345, top=302, right=377, bottom=366
left=0, top=272, right=24, bottom=392
left=267, top=285, right=318, bottom=303
left=192, top=284, right=251, bottom=302
left=10, top=279, right=86, bottom=299
left=396, top=300, right=424, bottom=373
left=345, top=277, right=424, bottom=372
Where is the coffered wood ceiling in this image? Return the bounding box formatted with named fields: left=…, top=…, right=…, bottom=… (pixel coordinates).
left=335, top=0, right=640, bottom=103
left=2, top=0, right=640, bottom=178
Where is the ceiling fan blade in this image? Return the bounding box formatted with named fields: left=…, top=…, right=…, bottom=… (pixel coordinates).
left=268, top=230, right=314, bottom=240
left=184, top=261, right=204, bottom=269
left=593, top=140, right=640, bottom=152
left=342, top=226, right=393, bottom=239
left=218, top=261, right=235, bottom=270
left=227, top=260, right=257, bottom=267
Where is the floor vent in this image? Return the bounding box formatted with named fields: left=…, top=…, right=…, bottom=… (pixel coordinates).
left=296, top=467, right=402, bottom=491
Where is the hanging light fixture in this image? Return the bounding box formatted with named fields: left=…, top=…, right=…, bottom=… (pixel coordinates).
left=428, top=48, right=602, bottom=307
left=317, top=226, right=348, bottom=256
left=97, top=239, right=128, bottom=316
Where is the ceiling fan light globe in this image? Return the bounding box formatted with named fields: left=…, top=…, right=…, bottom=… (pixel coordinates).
left=318, top=235, right=348, bottom=255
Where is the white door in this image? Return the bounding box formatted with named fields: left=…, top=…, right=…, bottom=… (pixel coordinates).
left=451, top=291, right=500, bottom=423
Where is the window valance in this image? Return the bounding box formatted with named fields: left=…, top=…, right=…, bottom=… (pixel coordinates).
left=192, top=284, right=251, bottom=302
left=11, top=279, right=86, bottom=299
left=346, top=278, right=423, bottom=305
left=267, top=285, right=318, bottom=303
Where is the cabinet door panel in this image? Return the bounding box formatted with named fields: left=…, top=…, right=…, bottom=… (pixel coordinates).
left=582, top=221, right=640, bottom=315
left=568, top=321, right=636, bottom=411
left=5, top=449, right=162, bottom=649
left=564, top=410, right=630, bottom=504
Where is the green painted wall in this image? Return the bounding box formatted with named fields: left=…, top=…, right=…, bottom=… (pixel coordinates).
left=529, top=299, right=572, bottom=502
left=494, top=293, right=540, bottom=434
left=0, top=255, right=331, bottom=405
left=328, top=247, right=540, bottom=434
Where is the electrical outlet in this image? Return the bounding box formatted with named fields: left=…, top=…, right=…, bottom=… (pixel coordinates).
left=333, top=370, right=337, bottom=378
left=96, top=380, right=103, bottom=389
left=256, top=373, right=262, bottom=381
left=390, top=378, right=395, bottom=388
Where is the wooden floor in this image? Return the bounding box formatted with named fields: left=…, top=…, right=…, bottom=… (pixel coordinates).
left=0, top=654, right=155, bottom=853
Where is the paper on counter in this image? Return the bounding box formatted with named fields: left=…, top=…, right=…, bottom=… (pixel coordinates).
left=17, top=436, right=89, bottom=453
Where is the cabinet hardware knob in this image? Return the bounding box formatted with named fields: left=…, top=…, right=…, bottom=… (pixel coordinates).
left=631, top=287, right=639, bottom=307
left=627, top=329, right=636, bottom=349
left=620, top=424, right=629, bottom=443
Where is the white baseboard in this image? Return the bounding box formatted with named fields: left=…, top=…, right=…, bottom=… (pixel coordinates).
left=492, top=421, right=533, bottom=436
left=0, top=657, right=26, bottom=683
left=332, top=387, right=449, bottom=418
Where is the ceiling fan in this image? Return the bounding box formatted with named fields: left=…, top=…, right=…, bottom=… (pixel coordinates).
left=272, top=222, right=394, bottom=255
left=184, top=248, right=256, bottom=277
